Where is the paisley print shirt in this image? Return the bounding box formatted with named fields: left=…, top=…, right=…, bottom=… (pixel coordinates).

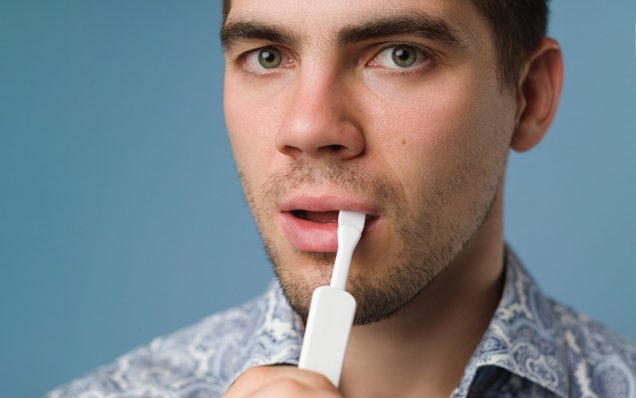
left=47, top=248, right=636, bottom=397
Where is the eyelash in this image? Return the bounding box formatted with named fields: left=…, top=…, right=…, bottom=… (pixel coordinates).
left=238, top=46, right=295, bottom=76
left=368, top=44, right=434, bottom=76
left=236, top=43, right=435, bottom=77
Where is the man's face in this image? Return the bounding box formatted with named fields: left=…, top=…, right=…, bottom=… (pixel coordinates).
left=223, top=0, right=518, bottom=324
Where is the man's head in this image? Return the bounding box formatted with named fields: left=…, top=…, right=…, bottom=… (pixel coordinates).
left=221, top=0, right=562, bottom=324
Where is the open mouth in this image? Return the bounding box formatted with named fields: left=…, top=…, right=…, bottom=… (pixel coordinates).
left=278, top=196, right=380, bottom=252
left=290, top=210, right=340, bottom=223
left=280, top=210, right=377, bottom=252
left=289, top=210, right=377, bottom=226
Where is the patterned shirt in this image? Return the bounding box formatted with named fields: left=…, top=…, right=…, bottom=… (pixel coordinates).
left=48, top=248, right=636, bottom=397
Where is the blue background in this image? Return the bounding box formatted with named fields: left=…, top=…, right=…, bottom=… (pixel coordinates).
left=1, top=1, right=634, bottom=396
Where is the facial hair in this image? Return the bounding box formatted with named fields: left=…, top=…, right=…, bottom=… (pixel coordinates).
left=240, top=158, right=499, bottom=326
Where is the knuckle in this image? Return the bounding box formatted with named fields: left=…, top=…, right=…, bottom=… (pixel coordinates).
left=242, top=366, right=268, bottom=380
left=226, top=366, right=340, bottom=397
left=228, top=366, right=269, bottom=393
left=273, top=379, right=307, bottom=395
left=302, top=371, right=338, bottom=392
left=243, top=366, right=265, bottom=377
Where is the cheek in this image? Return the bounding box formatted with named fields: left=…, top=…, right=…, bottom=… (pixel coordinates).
left=363, top=74, right=515, bottom=203
left=224, top=76, right=286, bottom=187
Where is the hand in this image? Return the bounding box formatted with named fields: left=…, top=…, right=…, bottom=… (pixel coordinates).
left=223, top=365, right=344, bottom=398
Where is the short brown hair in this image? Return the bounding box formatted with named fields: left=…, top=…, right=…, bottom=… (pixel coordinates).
left=221, top=0, right=549, bottom=88
left=471, top=0, right=550, bottom=88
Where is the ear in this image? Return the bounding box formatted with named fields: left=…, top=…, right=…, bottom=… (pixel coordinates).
left=511, top=38, right=564, bottom=152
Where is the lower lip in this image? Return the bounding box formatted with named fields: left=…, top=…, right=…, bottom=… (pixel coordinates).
left=279, top=212, right=377, bottom=252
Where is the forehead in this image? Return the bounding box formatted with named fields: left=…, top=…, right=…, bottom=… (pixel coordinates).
left=226, top=0, right=491, bottom=50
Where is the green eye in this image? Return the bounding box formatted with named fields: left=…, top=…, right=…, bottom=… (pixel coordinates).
left=391, top=46, right=418, bottom=68
left=258, top=48, right=283, bottom=69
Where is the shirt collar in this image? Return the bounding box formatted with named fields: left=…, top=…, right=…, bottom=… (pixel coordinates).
left=227, top=280, right=304, bottom=387
left=455, top=247, right=570, bottom=397
left=230, top=246, right=570, bottom=397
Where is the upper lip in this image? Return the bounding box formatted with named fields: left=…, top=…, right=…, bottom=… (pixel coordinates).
left=279, top=194, right=380, bottom=216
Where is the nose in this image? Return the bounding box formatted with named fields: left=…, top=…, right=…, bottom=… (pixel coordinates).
left=275, top=72, right=365, bottom=161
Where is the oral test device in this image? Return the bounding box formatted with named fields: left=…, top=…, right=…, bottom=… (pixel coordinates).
left=298, top=210, right=366, bottom=387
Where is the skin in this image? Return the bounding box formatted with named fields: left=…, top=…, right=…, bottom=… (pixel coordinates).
left=222, top=0, right=563, bottom=397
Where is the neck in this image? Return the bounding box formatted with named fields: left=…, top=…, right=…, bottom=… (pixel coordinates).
left=339, top=194, right=506, bottom=398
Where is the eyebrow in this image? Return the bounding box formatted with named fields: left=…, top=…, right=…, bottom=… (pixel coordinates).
left=336, top=13, right=465, bottom=48
left=220, top=11, right=466, bottom=52
left=220, top=21, right=301, bottom=50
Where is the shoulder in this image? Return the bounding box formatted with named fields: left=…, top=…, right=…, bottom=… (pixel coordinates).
left=46, top=293, right=270, bottom=398
left=549, top=298, right=636, bottom=397
left=480, top=249, right=636, bottom=397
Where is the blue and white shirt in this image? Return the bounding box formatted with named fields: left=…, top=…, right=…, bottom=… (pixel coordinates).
left=48, top=248, right=636, bottom=397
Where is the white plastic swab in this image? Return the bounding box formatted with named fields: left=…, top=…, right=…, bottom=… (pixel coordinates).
left=298, top=210, right=366, bottom=387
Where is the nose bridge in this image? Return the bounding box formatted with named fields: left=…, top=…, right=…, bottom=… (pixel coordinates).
left=290, top=63, right=343, bottom=130
left=275, top=60, right=365, bottom=161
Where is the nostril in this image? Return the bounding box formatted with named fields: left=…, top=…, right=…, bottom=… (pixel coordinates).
left=321, top=144, right=345, bottom=153
left=280, top=145, right=303, bottom=160
left=276, top=118, right=365, bottom=160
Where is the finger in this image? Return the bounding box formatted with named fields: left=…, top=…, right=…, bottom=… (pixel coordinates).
left=224, top=365, right=339, bottom=398
left=245, top=377, right=341, bottom=398
left=259, top=366, right=339, bottom=394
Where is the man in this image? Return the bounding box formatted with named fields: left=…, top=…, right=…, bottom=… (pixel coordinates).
left=48, top=0, right=636, bottom=397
